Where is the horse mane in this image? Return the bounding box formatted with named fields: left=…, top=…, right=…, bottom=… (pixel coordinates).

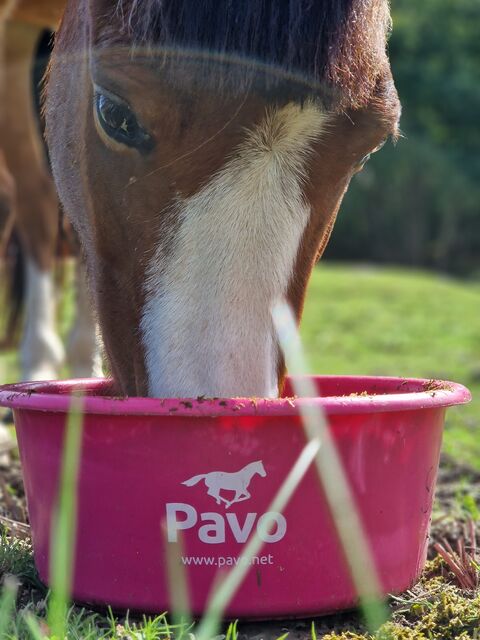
left=108, top=0, right=391, bottom=109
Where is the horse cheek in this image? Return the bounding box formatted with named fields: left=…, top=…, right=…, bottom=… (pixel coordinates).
left=199, top=512, right=225, bottom=544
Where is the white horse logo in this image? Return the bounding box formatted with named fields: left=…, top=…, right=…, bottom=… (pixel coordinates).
left=182, top=460, right=266, bottom=509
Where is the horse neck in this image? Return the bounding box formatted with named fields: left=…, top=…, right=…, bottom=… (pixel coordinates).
left=244, top=462, right=260, bottom=479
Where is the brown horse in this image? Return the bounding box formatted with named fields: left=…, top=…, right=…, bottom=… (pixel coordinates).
left=43, top=0, right=400, bottom=398
left=0, top=0, right=101, bottom=381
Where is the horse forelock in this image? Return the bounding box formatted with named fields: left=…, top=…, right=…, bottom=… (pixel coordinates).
left=101, top=0, right=392, bottom=110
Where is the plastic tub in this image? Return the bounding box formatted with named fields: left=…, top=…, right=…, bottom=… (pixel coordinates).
left=0, top=375, right=471, bottom=618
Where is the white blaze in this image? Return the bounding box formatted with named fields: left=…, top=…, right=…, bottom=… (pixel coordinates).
left=21, top=258, right=65, bottom=381
left=142, top=102, right=327, bottom=398
left=66, top=260, right=103, bottom=378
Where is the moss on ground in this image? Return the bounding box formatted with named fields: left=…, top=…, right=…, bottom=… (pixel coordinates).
left=322, top=558, right=480, bottom=640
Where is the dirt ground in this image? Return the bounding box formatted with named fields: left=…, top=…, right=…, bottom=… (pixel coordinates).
left=0, top=450, right=479, bottom=639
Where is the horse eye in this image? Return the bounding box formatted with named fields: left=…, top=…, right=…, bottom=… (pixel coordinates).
left=94, top=91, right=154, bottom=153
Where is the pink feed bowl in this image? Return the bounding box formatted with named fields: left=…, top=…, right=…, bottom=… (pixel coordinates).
left=0, top=375, right=471, bottom=618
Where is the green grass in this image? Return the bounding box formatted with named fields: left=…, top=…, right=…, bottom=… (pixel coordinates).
left=0, top=262, right=477, bottom=468
left=300, top=264, right=480, bottom=469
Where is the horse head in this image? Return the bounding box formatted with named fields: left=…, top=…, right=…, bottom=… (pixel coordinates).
left=45, top=0, right=400, bottom=398
left=253, top=461, right=267, bottom=478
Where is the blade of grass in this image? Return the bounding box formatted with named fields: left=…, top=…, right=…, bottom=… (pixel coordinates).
left=24, top=613, right=45, bottom=640
left=225, top=620, right=238, bottom=640
left=0, top=575, right=18, bottom=638
left=47, top=391, right=84, bottom=639
left=271, top=300, right=388, bottom=631
left=163, top=526, right=192, bottom=630
left=196, top=438, right=321, bottom=640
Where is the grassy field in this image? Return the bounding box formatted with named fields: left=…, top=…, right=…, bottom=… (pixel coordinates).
left=0, top=261, right=478, bottom=467
left=301, top=264, right=480, bottom=469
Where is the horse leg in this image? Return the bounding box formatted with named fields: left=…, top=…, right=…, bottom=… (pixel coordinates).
left=207, top=485, right=230, bottom=507
left=207, top=486, right=222, bottom=505
left=225, top=490, right=242, bottom=508
left=0, top=152, right=14, bottom=452
left=2, top=21, right=64, bottom=380
left=0, top=16, right=16, bottom=452
left=66, top=259, right=103, bottom=378
left=230, top=490, right=251, bottom=506
left=0, top=150, right=15, bottom=256
left=0, top=5, right=16, bottom=255
left=20, top=257, right=65, bottom=380
left=0, top=152, right=22, bottom=353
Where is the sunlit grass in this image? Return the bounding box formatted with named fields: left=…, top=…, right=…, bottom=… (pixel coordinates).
left=47, top=393, right=84, bottom=638
left=1, top=261, right=477, bottom=465
left=301, top=264, right=479, bottom=468
left=273, top=301, right=388, bottom=631
left=194, top=298, right=388, bottom=638
left=196, top=439, right=322, bottom=640
left=0, top=576, right=18, bottom=637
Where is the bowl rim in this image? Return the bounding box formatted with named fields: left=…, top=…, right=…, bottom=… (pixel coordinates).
left=0, top=375, right=471, bottom=417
